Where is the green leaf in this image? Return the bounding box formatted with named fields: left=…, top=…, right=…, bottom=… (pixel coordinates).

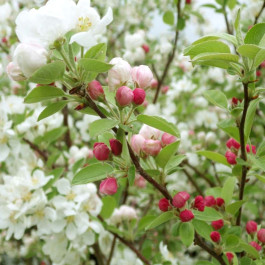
left=38, top=101, right=68, bottom=121
left=138, top=215, right=156, bottom=231
left=197, top=150, right=230, bottom=166
left=165, top=154, right=186, bottom=174
left=192, top=219, right=212, bottom=241
left=184, top=40, right=231, bottom=59
left=29, top=61, right=65, bottom=84
left=203, top=90, right=228, bottom=109
left=191, top=33, right=237, bottom=46
left=72, top=158, right=85, bottom=174
left=224, top=234, right=240, bottom=249
left=218, top=119, right=240, bottom=141
left=245, top=98, right=260, bottom=141
left=78, top=106, right=98, bottom=116
left=155, top=141, right=180, bottom=168
left=193, top=207, right=222, bottom=221
left=237, top=44, right=263, bottom=59
left=42, top=127, right=67, bottom=143
left=221, top=177, right=237, bottom=204
left=121, top=132, right=130, bottom=165
left=251, top=156, right=265, bottom=171
left=137, top=115, right=180, bottom=137
left=43, top=167, right=64, bottom=191
left=244, top=23, right=265, bottom=47
left=24, top=86, right=66, bottom=104
left=84, top=43, right=107, bottom=61
left=79, top=58, right=113, bottom=72
left=240, top=257, right=253, bottom=265
left=128, top=165, right=135, bottom=186
left=145, top=211, right=175, bottom=230
left=240, top=242, right=259, bottom=259
left=179, top=222, right=194, bottom=247
left=192, top=52, right=239, bottom=63
left=89, top=119, right=119, bottom=138
left=163, top=11, right=174, bottom=25
left=72, top=163, right=113, bottom=185
left=254, top=48, right=265, bottom=68
left=226, top=200, right=245, bottom=215
left=195, top=261, right=214, bottom=265
left=100, top=196, right=116, bottom=219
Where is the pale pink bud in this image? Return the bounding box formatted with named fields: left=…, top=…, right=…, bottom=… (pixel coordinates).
left=246, top=144, right=256, bottom=154
left=161, top=86, right=169, bottom=94
left=211, top=219, right=224, bottom=230
left=139, top=124, right=161, bottom=140
left=226, top=138, right=240, bottom=150
left=258, top=229, right=265, bottom=243
left=210, top=231, right=221, bottom=242
left=133, top=88, right=146, bottom=105
left=179, top=209, right=194, bottom=222
left=161, top=132, right=177, bottom=146
left=87, top=80, right=104, bottom=100
left=109, top=139, right=122, bottom=156
left=116, top=86, right=134, bottom=106
left=108, top=57, right=131, bottom=90
left=158, top=198, right=170, bottom=212
left=130, top=134, right=145, bottom=155
left=194, top=195, right=205, bottom=211
left=142, top=139, right=161, bottom=156
left=225, top=151, right=237, bottom=165
left=6, top=62, right=26, bottom=81
left=204, top=196, right=216, bottom=207
left=249, top=241, right=262, bottom=251
left=131, top=65, right=153, bottom=89
left=100, top=177, right=118, bottom=195
left=246, top=221, right=258, bottom=234
left=134, top=174, right=146, bottom=188
left=93, top=142, right=110, bottom=161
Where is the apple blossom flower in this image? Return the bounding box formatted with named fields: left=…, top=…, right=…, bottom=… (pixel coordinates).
left=142, top=139, right=162, bottom=156
left=134, top=175, right=146, bottom=188
left=87, top=80, right=104, bottom=100
left=246, top=144, right=256, bottom=154
left=226, top=138, right=240, bottom=150
left=131, top=65, right=153, bottom=89
left=226, top=252, right=234, bottom=264
left=161, top=132, right=177, bottom=146
left=99, top=178, right=118, bottom=195
left=142, top=44, right=150, bottom=53
left=130, top=134, right=145, bottom=155
left=216, top=197, right=225, bottom=207
left=6, top=62, right=26, bottom=81
left=204, top=196, right=216, bottom=207
left=139, top=124, right=161, bottom=140
left=116, top=86, right=134, bottom=106
left=172, top=193, right=186, bottom=208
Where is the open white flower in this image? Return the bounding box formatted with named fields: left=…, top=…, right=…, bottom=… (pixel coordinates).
left=70, top=0, right=113, bottom=47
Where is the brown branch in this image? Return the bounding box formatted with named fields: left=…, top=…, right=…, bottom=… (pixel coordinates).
left=153, top=0, right=181, bottom=104
left=23, top=138, right=48, bottom=162
left=182, top=168, right=203, bottom=196
left=211, top=161, right=222, bottom=186
left=236, top=82, right=250, bottom=226
left=194, top=233, right=226, bottom=265
left=254, top=0, right=265, bottom=25
left=62, top=86, right=72, bottom=148
left=223, top=7, right=232, bottom=34
left=107, top=236, right=117, bottom=265
left=92, top=243, right=105, bottom=265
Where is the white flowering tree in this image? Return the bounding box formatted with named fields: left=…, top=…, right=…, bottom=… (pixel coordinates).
left=1, top=0, right=265, bottom=265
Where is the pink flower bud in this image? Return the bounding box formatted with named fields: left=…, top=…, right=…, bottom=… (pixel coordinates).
left=161, top=132, right=177, bottom=146
left=109, top=139, right=122, bottom=156
left=226, top=252, right=234, bottom=264
left=210, top=231, right=221, bottom=243
left=225, top=151, right=237, bottom=165
left=158, top=198, right=170, bottom=212
left=246, top=221, right=258, bottom=235
left=194, top=195, right=205, bottom=211
left=250, top=241, right=262, bottom=251
left=108, top=57, right=131, bottom=90
left=257, top=70, right=262, bottom=77
left=139, top=124, right=161, bottom=140
left=258, top=229, right=265, bottom=243
left=134, top=174, right=146, bottom=188
left=6, top=62, right=26, bottom=81
left=151, top=79, right=158, bottom=89
left=133, top=88, right=146, bottom=105
left=172, top=193, right=186, bottom=209
left=216, top=197, right=225, bottom=207
left=116, top=86, right=134, bottom=106
left=131, top=65, right=153, bottom=89
left=246, top=144, right=256, bottom=154
left=93, top=142, right=110, bottom=161
left=232, top=97, right=238, bottom=106
left=100, top=177, right=118, bottom=195
left=204, top=196, right=216, bottom=207
left=226, top=138, right=240, bottom=150
left=178, top=191, right=190, bottom=201
left=161, top=86, right=169, bottom=94
left=186, top=0, right=191, bottom=4
left=130, top=134, right=145, bottom=155
left=142, top=139, right=162, bottom=156
left=261, top=60, right=265, bottom=68
left=211, top=219, right=224, bottom=230
left=142, top=44, right=150, bottom=53
left=179, top=209, right=194, bottom=222
left=87, top=80, right=104, bottom=100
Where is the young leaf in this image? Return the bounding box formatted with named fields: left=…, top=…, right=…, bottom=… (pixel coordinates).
left=38, top=101, right=68, bottom=121
left=165, top=154, right=186, bottom=174
left=29, top=61, right=65, bottom=84
left=72, top=163, right=113, bottom=185
left=193, top=207, right=223, bottom=221
left=128, top=165, right=136, bottom=186
left=145, top=211, right=175, bottom=230
left=155, top=141, right=180, bottom=168
left=245, top=98, right=260, bottom=141
left=221, top=177, right=237, bottom=204
left=137, top=115, right=180, bottom=137
left=192, top=220, right=212, bottom=241
left=163, top=11, right=174, bottom=25
left=79, top=58, right=113, bottom=72
left=203, top=90, right=228, bottom=110
left=179, top=222, right=194, bottom=247
left=100, top=196, right=116, bottom=219
left=89, top=119, right=119, bottom=138
left=42, top=127, right=67, bottom=143
left=197, top=150, right=230, bottom=167
left=84, top=43, right=107, bottom=61
left=191, top=33, right=237, bottom=46
left=192, top=52, right=239, bottom=64
left=218, top=119, right=240, bottom=141
left=138, top=215, right=157, bottom=231
left=244, top=23, right=265, bottom=47
left=237, top=44, right=261, bottom=59
left=24, top=86, right=66, bottom=103
left=226, top=200, right=245, bottom=215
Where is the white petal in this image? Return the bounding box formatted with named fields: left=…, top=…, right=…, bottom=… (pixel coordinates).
left=56, top=178, right=71, bottom=195
left=70, top=31, right=97, bottom=48
left=92, top=7, right=113, bottom=35
left=66, top=222, right=77, bottom=240
left=0, top=143, right=9, bottom=162
left=82, top=230, right=95, bottom=245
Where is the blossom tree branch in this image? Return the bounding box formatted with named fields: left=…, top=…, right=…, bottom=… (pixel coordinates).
left=254, top=0, right=265, bottom=25
left=23, top=138, right=48, bottom=162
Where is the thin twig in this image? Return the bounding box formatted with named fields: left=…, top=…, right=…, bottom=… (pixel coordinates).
left=236, top=82, right=250, bottom=226
left=211, top=161, right=222, bottom=186
left=254, top=0, right=265, bottom=25
left=92, top=243, right=105, bottom=265
left=223, top=6, right=232, bottom=34
left=153, top=0, right=181, bottom=104
left=23, top=138, right=48, bottom=162
left=106, top=236, right=116, bottom=265
left=182, top=168, right=203, bottom=196
left=62, top=86, right=72, bottom=148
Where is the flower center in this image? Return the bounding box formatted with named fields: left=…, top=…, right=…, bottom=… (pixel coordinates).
left=77, top=17, right=92, bottom=32
left=66, top=192, right=76, bottom=200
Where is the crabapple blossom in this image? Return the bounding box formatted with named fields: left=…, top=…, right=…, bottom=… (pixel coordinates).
left=246, top=220, right=258, bottom=235
left=179, top=209, right=194, bottom=222
left=131, top=65, right=153, bottom=89
left=161, top=132, right=177, bottom=146
left=142, top=139, right=161, bottom=156
left=93, top=142, right=110, bottom=160
left=225, top=151, right=237, bottom=165
left=116, top=86, right=134, bottom=106
left=87, top=80, right=104, bottom=100
left=158, top=198, right=170, bottom=212
left=216, top=197, right=225, bottom=207
left=204, top=196, right=216, bottom=207
left=133, top=88, right=146, bottom=105
left=250, top=241, right=262, bottom=251
left=109, top=139, right=122, bottom=156
left=130, top=134, right=145, bottom=155
left=194, top=195, right=205, bottom=211
left=257, top=229, right=265, bottom=243
left=226, top=138, right=240, bottom=150
left=210, top=231, right=221, bottom=243
left=226, top=252, right=234, bottom=263
left=99, top=178, right=118, bottom=195
left=211, top=219, right=224, bottom=230
left=6, top=62, right=26, bottom=81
